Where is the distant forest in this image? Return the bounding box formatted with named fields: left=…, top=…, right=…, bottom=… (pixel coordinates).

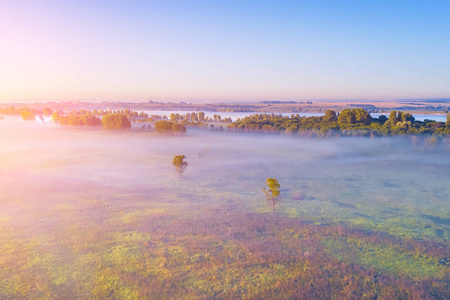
left=2, top=106, right=450, bottom=137
left=228, top=109, right=450, bottom=137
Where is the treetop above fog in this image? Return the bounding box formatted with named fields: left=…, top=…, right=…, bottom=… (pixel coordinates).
left=229, top=109, right=450, bottom=137
left=101, top=114, right=132, bottom=130
left=154, top=120, right=186, bottom=134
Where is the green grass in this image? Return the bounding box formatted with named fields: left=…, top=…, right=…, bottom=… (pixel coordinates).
left=323, top=237, right=448, bottom=280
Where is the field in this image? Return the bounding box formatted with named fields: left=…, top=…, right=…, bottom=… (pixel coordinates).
left=0, top=117, right=449, bottom=299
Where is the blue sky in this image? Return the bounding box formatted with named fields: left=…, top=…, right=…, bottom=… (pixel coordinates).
left=0, top=0, right=449, bottom=102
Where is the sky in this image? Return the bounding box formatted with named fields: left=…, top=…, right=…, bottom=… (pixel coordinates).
left=0, top=0, right=449, bottom=103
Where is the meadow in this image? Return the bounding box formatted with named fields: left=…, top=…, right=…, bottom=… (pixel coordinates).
left=0, top=117, right=448, bottom=299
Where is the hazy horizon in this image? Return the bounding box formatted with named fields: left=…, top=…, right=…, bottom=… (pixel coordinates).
left=1, top=97, right=450, bottom=105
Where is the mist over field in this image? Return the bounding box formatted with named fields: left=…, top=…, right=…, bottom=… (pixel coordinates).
left=3, top=0, right=450, bottom=297
left=0, top=116, right=449, bottom=298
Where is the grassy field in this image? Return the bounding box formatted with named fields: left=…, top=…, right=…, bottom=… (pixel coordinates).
left=0, top=117, right=448, bottom=299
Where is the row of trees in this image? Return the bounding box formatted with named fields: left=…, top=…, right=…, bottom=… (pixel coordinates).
left=228, top=109, right=450, bottom=136
left=52, top=112, right=102, bottom=126
left=0, top=107, right=54, bottom=120
left=49, top=110, right=226, bottom=133
left=51, top=112, right=131, bottom=129
left=61, top=108, right=147, bottom=118
left=169, top=112, right=233, bottom=124
left=154, top=120, right=187, bottom=134
left=0, top=106, right=186, bottom=133
left=5, top=106, right=450, bottom=137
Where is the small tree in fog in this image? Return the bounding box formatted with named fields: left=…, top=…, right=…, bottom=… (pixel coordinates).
left=173, top=155, right=188, bottom=175
left=263, top=177, right=280, bottom=213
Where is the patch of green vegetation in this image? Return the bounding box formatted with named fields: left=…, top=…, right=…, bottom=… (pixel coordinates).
left=323, top=237, right=448, bottom=280
left=348, top=216, right=449, bottom=241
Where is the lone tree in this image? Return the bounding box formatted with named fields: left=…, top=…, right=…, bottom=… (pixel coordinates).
left=173, top=155, right=188, bottom=175
left=263, top=177, right=281, bottom=213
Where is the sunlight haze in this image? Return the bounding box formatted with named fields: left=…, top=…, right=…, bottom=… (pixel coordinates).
left=1, top=3, right=450, bottom=296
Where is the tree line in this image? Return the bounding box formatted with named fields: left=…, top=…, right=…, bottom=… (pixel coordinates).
left=4, top=106, right=450, bottom=136
left=168, top=112, right=232, bottom=124
left=228, top=108, right=450, bottom=136
left=0, top=107, right=52, bottom=121
left=52, top=112, right=131, bottom=129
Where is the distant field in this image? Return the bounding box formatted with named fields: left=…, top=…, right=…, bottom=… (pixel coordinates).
left=1, top=99, right=449, bottom=115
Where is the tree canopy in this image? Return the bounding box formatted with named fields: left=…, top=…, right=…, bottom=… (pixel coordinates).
left=101, top=114, right=131, bottom=130
left=52, top=112, right=102, bottom=126
left=228, top=109, right=450, bottom=137
left=20, top=110, right=36, bottom=121
left=154, top=120, right=186, bottom=134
